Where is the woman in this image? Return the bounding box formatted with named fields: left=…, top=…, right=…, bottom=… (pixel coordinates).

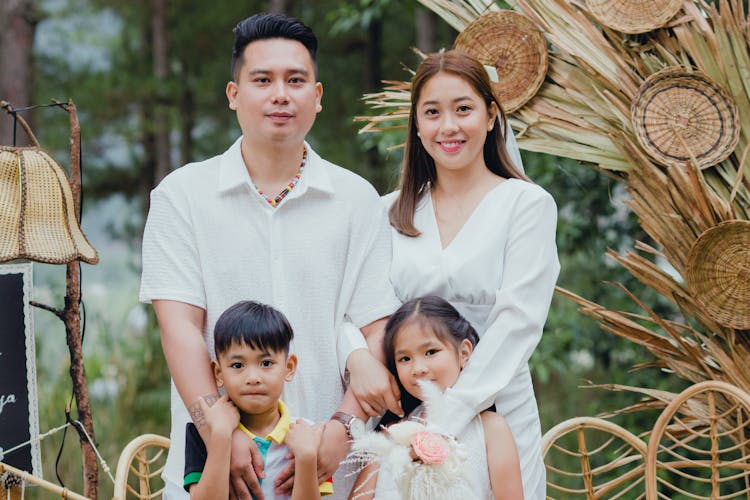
left=382, top=50, right=559, bottom=499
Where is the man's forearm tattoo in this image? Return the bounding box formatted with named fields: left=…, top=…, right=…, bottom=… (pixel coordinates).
left=188, top=393, right=220, bottom=429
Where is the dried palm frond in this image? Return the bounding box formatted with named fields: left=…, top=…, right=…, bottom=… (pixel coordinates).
left=358, top=0, right=750, bottom=431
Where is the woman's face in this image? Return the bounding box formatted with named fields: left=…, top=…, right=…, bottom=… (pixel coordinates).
left=415, top=72, right=497, bottom=175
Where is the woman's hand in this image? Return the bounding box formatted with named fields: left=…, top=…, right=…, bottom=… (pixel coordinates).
left=347, top=349, right=403, bottom=417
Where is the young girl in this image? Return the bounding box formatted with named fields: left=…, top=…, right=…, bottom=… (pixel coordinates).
left=350, top=296, right=523, bottom=499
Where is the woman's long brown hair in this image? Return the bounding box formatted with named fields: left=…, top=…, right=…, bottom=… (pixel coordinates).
left=389, top=50, right=528, bottom=237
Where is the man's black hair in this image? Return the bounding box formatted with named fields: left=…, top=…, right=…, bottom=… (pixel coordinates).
left=214, top=300, right=294, bottom=355
left=230, top=12, right=318, bottom=81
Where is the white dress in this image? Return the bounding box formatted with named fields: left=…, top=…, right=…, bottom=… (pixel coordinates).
left=384, top=178, right=560, bottom=499
left=372, top=414, right=493, bottom=499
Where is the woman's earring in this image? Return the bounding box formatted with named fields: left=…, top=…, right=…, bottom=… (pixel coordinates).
left=417, top=131, right=421, bottom=138
left=488, top=123, right=494, bottom=132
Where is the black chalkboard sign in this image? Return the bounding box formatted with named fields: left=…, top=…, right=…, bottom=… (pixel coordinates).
left=0, top=263, right=41, bottom=475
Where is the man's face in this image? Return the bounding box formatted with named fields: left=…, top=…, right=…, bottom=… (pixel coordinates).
left=226, top=38, right=322, bottom=148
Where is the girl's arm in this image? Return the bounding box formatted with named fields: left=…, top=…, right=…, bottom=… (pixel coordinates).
left=189, top=395, right=240, bottom=500
left=349, top=462, right=379, bottom=500
left=480, top=412, right=523, bottom=500
left=433, top=189, right=560, bottom=435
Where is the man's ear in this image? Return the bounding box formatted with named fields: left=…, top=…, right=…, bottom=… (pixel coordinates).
left=226, top=81, right=239, bottom=110
left=315, top=82, right=323, bottom=113
left=285, top=353, right=298, bottom=382
left=212, top=359, right=224, bottom=387
left=459, top=339, right=473, bottom=369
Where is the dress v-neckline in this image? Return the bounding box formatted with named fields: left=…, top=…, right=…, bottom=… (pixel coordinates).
left=428, top=178, right=513, bottom=252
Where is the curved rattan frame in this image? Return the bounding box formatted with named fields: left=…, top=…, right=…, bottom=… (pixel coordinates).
left=453, top=10, right=548, bottom=112
left=542, top=416, right=648, bottom=499
left=645, top=380, right=750, bottom=499
left=112, top=434, right=170, bottom=500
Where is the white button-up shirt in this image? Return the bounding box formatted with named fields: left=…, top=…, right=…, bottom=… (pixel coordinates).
left=140, top=137, right=399, bottom=494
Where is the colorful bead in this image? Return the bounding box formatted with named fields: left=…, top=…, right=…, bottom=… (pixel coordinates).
left=254, top=147, right=307, bottom=207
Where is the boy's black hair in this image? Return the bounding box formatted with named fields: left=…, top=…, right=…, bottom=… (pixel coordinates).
left=214, top=300, right=294, bottom=356
left=230, top=12, right=318, bottom=81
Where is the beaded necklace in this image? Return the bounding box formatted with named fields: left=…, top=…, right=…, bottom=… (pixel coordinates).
left=254, top=147, right=307, bottom=207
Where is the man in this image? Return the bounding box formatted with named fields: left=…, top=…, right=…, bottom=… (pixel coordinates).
left=140, top=13, right=401, bottom=499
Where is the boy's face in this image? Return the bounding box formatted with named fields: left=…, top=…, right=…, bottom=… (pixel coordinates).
left=214, top=342, right=296, bottom=416
left=226, top=38, right=322, bottom=148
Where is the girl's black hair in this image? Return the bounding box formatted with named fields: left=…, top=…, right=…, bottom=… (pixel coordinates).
left=380, top=295, right=480, bottom=424
left=214, top=300, right=293, bottom=356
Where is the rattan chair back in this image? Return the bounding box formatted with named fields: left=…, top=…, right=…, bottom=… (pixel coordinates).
left=112, top=434, right=170, bottom=500
left=631, top=67, right=740, bottom=169
left=453, top=10, right=548, bottom=112
left=645, top=380, right=750, bottom=499
left=542, top=416, right=648, bottom=499
left=584, top=0, right=683, bottom=34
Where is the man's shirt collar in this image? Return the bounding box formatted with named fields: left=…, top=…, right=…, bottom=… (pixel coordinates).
left=217, top=137, right=334, bottom=196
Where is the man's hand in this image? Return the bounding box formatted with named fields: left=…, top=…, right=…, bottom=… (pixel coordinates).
left=347, top=349, right=402, bottom=417
left=230, top=427, right=266, bottom=500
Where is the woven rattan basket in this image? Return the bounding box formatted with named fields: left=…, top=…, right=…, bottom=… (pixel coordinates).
left=686, top=220, right=750, bottom=330
left=453, top=10, right=548, bottom=113
left=584, top=0, right=683, bottom=34
left=0, top=146, right=98, bottom=264
left=631, top=67, right=739, bottom=169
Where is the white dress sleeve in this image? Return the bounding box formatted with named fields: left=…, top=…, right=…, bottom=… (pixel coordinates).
left=432, top=190, right=560, bottom=435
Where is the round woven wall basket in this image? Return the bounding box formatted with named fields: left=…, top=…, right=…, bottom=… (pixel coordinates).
left=584, top=0, right=683, bottom=34
left=453, top=10, right=548, bottom=113
left=631, top=67, right=739, bottom=169
left=686, top=220, right=750, bottom=330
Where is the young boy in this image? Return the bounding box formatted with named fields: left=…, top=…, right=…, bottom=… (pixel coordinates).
left=183, top=300, right=333, bottom=499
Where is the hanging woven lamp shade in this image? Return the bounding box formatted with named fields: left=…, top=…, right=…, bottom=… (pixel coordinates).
left=453, top=10, right=548, bottom=113
left=584, top=0, right=683, bottom=34
left=631, top=67, right=739, bottom=169
left=686, top=220, right=750, bottom=330
left=0, top=146, right=98, bottom=264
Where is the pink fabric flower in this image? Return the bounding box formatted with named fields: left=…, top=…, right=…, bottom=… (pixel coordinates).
left=410, top=430, right=449, bottom=465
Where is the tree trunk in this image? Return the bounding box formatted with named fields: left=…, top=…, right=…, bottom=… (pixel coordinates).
left=415, top=7, right=438, bottom=53
left=0, top=0, right=36, bottom=146
left=180, top=83, right=194, bottom=167
left=151, top=0, right=170, bottom=185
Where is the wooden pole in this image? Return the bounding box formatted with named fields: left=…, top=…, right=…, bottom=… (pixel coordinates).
left=63, top=99, right=99, bottom=499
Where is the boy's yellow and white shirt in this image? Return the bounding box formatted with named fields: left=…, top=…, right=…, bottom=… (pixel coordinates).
left=184, top=400, right=333, bottom=497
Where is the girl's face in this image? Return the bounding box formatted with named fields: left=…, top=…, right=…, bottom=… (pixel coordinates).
left=415, top=72, right=497, bottom=175
left=393, top=321, right=472, bottom=401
